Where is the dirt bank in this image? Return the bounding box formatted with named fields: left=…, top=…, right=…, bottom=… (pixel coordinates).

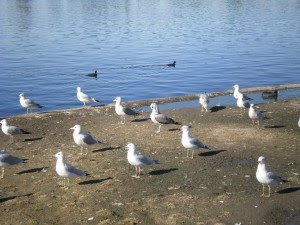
left=0, top=98, right=299, bottom=225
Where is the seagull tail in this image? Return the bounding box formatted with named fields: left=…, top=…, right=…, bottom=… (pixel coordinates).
left=92, top=98, right=100, bottom=103
left=37, top=104, right=43, bottom=108
left=204, top=145, right=210, bottom=150
left=84, top=171, right=91, bottom=177
left=22, top=158, right=29, bottom=163
left=174, top=121, right=182, bottom=125
left=21, top=129, right=31, bottom=134
left=153, top=160, right=159, bottom=165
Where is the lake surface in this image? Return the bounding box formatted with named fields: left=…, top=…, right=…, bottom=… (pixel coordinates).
left=0, top=0, right=300, bottom=117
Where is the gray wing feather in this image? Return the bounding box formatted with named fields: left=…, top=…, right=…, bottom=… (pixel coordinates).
left=136, top=152, right=156, bottom=165
left=65, top=163, right=86, bottom=176
left=124, top=107, right=139, bottom=116
left=82, top=133, right=100, bottom=145
left=3, top=154, right=23, bottom=165
left=190, top=137, right=205, bottom=148
left=268, top=172, right=282, bottom=183
left=155, top=114, right=176, bottom=124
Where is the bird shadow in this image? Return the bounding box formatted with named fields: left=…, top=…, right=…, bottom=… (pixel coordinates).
left=23, top=137, right=43, bottom=142
left=93, top=146, right=121, bottom=153
left=210, top=106, right=226, bottom=113
left=131, top=118, right=150, bottom=122
left=16, top=167, right=49, bottom=175
left=264, top=125, right=285, bottom=129
left=78, top=177, right=112, bottom=185
left=199, top=150, right=226, bottom=157
left=149, top=168, right=178, bottom=176
left=0, top=193, right=33, bottom=204
left=168, top=128, right=181, bottom=132
left=277, top=187, right=300, bottom=194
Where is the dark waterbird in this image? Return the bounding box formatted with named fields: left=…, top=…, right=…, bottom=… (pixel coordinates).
left=86, top=70, right=98, bottom=79
left=166, top=61, right=176, bottom=67
left=262, top=90, right=278, bottom=100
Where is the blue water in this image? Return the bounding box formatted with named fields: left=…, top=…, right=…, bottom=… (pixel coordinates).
left=0, top=0, right=300, bottom=117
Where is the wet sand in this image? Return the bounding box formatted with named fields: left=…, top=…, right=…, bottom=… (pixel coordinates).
left=0, top=97, right=299, bottom=225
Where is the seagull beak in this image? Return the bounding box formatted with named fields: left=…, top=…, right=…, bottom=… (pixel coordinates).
left=70, top=126, right=75, bottom=130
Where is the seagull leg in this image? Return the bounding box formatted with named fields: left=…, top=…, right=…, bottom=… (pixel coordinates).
left=201, top=106, right=204, bottom=112
left=84, top=148, right=88, bottom=155
left=260, top=184, right=265, bottom=197
left=266, top=185, right=271, bottom=197
left=156, top=125, right=161, bottom=133
left=132, top=166, right=138, bottom=178
left=80, top=147, right=83, bottom=155
left=258, top=120, right=260, bottom=129
left=137, top=167, right=141, bottom=178
left=186, top=150, right=189, bottom=158
left=0, top=168, right=4, bottom=179
left=191, top=150, right=194, bottom=159
left=252, top=120, right=255, bottom=127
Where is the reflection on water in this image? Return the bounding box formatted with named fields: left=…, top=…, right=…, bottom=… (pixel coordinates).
left=0, top=0, right=299, bottom=116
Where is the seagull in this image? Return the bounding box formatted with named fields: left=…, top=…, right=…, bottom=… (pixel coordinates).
left=0, top=150, right=25, bottom=179
left=54, top=151, right=87, bottom=189
left=70, top=124, right=102, bottom=155
left=256, top=156, right=285, bottom=197
left=237, top=94, right=250, bottom=112
left=232, top=84, right=252, bottom=100
left=125, top=143, right=157, bottom=178
left=181, top=126, right=208, bottom=159
left=199, top=93, right=209, bottom=112
left=19, top=93, right=43, bottom=114
left=150, top=103, right=180, bottom=133
left=113, top=97, right=140, bottom=124
left=248, top=104, right=264, bottom=128
left=77, top=87, right=100, bottom=107
left=298, top=118, right=300, bottom=128
left=0, top=119, right=31, bottom=143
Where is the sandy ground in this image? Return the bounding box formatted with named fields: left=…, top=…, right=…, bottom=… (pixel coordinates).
left=0, top=98, right=299, bottom=225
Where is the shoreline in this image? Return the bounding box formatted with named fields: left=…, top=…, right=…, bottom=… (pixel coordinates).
left=0, top=95, right=299, bottom=224
left=6, top=83, right=300, bottom=118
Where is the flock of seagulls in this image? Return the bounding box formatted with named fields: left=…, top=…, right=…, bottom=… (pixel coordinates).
left=0, top=84, right=292, bottom=196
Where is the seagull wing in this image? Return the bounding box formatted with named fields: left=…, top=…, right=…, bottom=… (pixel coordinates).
left=155, top=113, right=176, bottom=124
left=136, top=152, right=156, bottom=165
left=81, top=133, right=100, bottom=145
left=65, top=162, right=86, bottom=176
left=2, top=153, right=24, bottom=165
left=190, top=136, right=205, bottom=148
left=123, top=107, right=139, bottom=116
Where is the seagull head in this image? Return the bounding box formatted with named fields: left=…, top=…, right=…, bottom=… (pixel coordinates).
left=258, top=156, right=266, bottom=164
left=113, top=97, right=121, bottom=103
left=54, top=151, right=64, bottom=159
left=19, top=93, right=25, bottom=98
left=77, top=87, right=81, bottom=92
left=0, top=119, right=7, bottom=125
left=181, top=125, right=189, bottom=132
left=150, top=103, right=158, bottom=110
left=233, top=84, right=239, bottom=90
left=70, top=124, right=81, bottom=132
left=125, top=142, right=135, bottom=151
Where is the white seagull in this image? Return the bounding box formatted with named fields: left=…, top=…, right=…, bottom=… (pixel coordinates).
left=0, top=119, right=31, bottom=143
left=256, top=156, right=285, bottom=197
left=19, top=93, right=43, bottom=114
left=232, top=84, right=252, bottom=100
left=125, top=143, right=157, bottom=178
left=150, top=103, right=180, bottom=133
left=0, top=150, right=25, bottom=179
left=248, top=104, right=264, bottom=128
left=76, top=87, right=100, bottom=107
left=113, top=97, right=139, bottom=124
left=70, top=124, right=102, bottom=155
left=54, top=151, right=87, bottom=189
left=199, top=93, right=209, bottom=112
left=181, top=126, right=208, bottom=159
left=237, top=94, right=250, bottom=112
